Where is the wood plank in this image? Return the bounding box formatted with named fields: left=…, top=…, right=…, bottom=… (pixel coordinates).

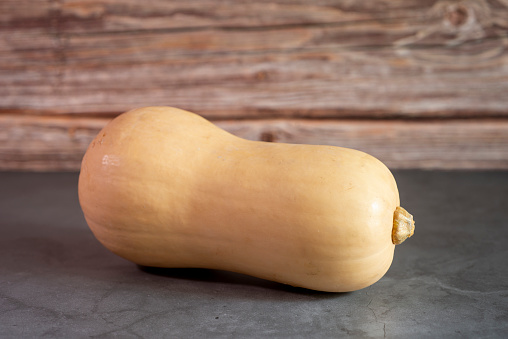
left=0, top=1, right=436, bottom=32
left=217, top=118, right=508, bottom=169
left=1, top=0, right=508, bottom=119
left=0, top=115, right=110, bottom=171
left=1, top=114, right=507, bottom=171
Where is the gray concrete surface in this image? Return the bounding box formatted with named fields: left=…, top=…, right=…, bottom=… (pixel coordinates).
left=0, top=171, right=507, bottom=338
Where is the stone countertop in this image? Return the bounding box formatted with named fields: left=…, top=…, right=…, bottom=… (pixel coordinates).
left=0, top=171, right=507, bottom=338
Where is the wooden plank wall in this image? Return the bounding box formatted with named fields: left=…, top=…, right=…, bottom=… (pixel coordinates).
left=1, top=0, right=508, bottom=170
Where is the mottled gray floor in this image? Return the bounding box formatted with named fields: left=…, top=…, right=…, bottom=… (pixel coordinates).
left=0, top=171, right=507, bottom=338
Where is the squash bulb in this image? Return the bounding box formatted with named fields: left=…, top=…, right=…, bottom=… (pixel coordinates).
left=78, top=106, right=414, bottom=292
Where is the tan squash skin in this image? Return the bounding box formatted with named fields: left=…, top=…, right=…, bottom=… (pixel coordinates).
left=78, top=106, right=407, bottom=292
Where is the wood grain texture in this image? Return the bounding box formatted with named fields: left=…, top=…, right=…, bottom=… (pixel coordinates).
left=0, top=115, right=108, bottom=171
left=1, top=0, right=508, bottom=170
left=1, top=114, right=507, bottom=170
left=1, top=0, right=508, bottom=118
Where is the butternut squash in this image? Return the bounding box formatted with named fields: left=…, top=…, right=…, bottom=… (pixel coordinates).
left=78, top=106, right=414, bottom=292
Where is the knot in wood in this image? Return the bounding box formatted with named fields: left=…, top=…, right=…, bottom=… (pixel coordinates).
left=445, top=5, right=469, bottom=27
left=256, top=71, right=269, bottom=81
left=260, top=131, right=276, bottom=142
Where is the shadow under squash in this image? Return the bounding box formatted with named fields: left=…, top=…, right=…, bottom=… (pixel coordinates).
left=137, top=265, right=348, bottom=298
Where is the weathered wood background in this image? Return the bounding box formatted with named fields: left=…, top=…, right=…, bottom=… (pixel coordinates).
left=1, top=0, right=508, bottom=170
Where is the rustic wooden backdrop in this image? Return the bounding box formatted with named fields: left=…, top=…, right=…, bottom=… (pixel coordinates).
left=1, top=0, right=508, bottom=170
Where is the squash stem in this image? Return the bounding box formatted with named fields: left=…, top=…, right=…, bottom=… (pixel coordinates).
left=392, top=206, right=415, bottom=245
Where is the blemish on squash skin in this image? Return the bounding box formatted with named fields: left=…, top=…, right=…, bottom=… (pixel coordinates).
left=95, top=132, right=107, bottom=146
left=102, top=154, right=120, bottom=166
left=304, top=261, right=320, bottom=276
